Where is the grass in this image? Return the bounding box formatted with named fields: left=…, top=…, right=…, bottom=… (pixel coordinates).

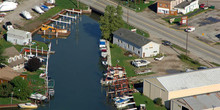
left=215, top=42, right=220, bottom=45
left=171, top=44, right=189, bottom=53
left=133, top=92, right=167, bottom=110
left=110, top=44, right=138, bottom=77
left=163, top=17, right=181, bottom=24
left=210, top=62, right=220, bottom=67
left=0, top=38, right=13, bottom=49
left=135, top=1, right=155, bottom=12
left=0, top=97, right=30, bottom=105
left=23, top=70, right=46, bottom=94
left=178, top=54, right=202, bottom=69
left=123, top=23, right=149, bottom=38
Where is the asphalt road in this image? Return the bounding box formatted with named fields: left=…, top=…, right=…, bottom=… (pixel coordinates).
left=81, top=0, right=220, bottom=64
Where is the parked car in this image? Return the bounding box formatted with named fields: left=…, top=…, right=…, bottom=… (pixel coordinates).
left=132, top=59, right=150, bottom=68
left=198, top=66, right=208, bottom=70
left=200, top=4, right=205, bottom=9
left=162, top=40, right=172, bottom=46
left=185, top=27, right=195, bottom=32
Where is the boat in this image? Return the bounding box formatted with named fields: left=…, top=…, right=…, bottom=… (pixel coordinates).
left=0, top=1, right=18, bottom=12
left=101, top=49, right=107, bottom=58
left=30, top=93, right=47, bottom=101
left=48, top=79, right=55, bottom=89
left=33, top=6, right=44, bottom=14
left=48, top=88, right=55, bottom=97
left=18, top=103, right=38, bottom=109
left=5, top=21, right=14, bottom=30
left=101, top=57, right=108, bottom=66
left=116, top=102, right=136, bottom=109
left=113, top=96, right=134, bottom=101
left=115, top=98, right=130, bottom=105
left=99, top=39, right=106, bottom=48
left=40, top=5, right=49, bottom=11
left=21, top=10, right=32, bottom=20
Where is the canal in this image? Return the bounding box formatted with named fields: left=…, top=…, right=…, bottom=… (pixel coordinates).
left=34, top=14, right=115, bottom=110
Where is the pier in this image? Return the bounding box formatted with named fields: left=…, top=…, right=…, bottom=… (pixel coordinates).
left=20, top=47, right=55, bottom=55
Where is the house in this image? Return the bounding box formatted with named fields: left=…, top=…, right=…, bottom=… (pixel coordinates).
left=2, top=46, right=26, bottom=71
left=113, top=28, right=160, bottom=58
left=7, top=29, right=32, bottom=45
left=157, top=0, right=199, bottom=15
left=0, top=66, right=26, bottom=84
left=143, top=67, right=220, bottom=109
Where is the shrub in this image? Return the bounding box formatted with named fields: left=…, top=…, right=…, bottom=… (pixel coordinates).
left=154, top=98, right=162, bottom=106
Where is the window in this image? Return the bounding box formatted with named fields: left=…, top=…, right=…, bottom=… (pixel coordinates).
left=153, top=51, right=157, bottom=53
left=133, top=47, right=135, bottom=51
left=118, top=39, right=120, bottom=42
left=127, top=44, right=129, bottom=48
left=138, top=51, right=140, bottom=54
left=121, top=40, right=122, bottom=43
left=149, top=47, right=153, bottom=49
left=165, top=4, right=168, bottom=8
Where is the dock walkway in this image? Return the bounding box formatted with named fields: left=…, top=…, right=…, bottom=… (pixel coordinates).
left=106, top=41, right=112, bottom=66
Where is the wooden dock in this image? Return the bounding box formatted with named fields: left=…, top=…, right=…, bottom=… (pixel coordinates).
left=0, top=104, right=18, bottom=108
left=20, top=47, right=55, bottom=55
left=37, top=30, right=71, bottom=37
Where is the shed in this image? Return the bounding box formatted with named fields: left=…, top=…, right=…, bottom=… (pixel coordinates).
left=7, top=29, right=32, bottom=45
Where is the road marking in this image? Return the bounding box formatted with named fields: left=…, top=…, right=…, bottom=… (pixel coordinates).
left=95, top=0, right=220, bottom=59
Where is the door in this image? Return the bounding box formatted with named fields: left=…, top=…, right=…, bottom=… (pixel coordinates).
left=143, top=52, right=145, bottom=57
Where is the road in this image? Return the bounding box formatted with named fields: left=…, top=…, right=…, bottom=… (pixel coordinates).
left=81, top=0, right=220, bottom=64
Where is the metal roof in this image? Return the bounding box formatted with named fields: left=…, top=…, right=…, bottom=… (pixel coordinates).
left=157, top=67, right=220, bottom=91
left=182, top=92, right=220, bottom=110
left=7, top=29, right=31, bottom=39
left=113, top=28, right=151, bottom=48
left=175, top=0, right=196, bottom=9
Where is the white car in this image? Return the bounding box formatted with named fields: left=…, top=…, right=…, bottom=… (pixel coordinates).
left=132, top=59, right=150, bottom=67
left=185, top=27, right=195, bottom=32
left=21, top=10, right=32, bottom=20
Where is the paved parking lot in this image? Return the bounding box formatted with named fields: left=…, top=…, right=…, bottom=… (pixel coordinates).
left=199, top=0, right=220, bottom=9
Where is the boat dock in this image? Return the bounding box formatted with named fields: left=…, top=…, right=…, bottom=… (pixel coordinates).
left=20, top=47, right=55, bottom=56
left=37, top=30, right=71, bottom=37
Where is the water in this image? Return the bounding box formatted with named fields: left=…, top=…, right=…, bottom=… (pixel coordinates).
left=34, top=14, right=115, bottom=110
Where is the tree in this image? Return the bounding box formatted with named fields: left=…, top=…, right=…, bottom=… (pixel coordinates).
left=27, top=57, right=42, bottom=72
left=0, top=82, right=13, bottom=97
left=154, top=97, right=162, bottom=106
left=0, top=44, right=7, bottom=64
left=10, top=76, right=31, bottom=100
left=99, top=5, right=124, bottom=41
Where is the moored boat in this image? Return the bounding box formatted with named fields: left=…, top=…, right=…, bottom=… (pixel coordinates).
left=18, top=103, right=38, bottom=109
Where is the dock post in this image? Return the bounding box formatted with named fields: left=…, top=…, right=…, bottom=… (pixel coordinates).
left=44, top=30, right=45, bottom=35
left=42, top=47, right=43, bottom=54
left=36, top=46, right=38, bottom=57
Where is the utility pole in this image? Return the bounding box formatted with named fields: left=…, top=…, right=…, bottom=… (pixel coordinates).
left=127, top=0, right=129, bottom=28
left=186, top=18, right=189, bottom=56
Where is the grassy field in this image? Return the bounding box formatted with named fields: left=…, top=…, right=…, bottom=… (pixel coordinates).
left=110, top=44, right=138, bottom=77
left=178, top=54, right=202, bottom=69
left=133, top=93, right=167, bottom=110
left=171, top=44, right=189, bottom=53
left=0, top=97, right=30, bottom=105
left=123, top=23, right=149, bottom=38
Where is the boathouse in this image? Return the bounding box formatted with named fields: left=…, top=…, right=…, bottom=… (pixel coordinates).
left=113, top=28, right=160, bottom=58
left=7, top=29, right=32, bottom=45
left=143, top=67, right=220, bottom=110
left=2, top=46, right=26, bottom=71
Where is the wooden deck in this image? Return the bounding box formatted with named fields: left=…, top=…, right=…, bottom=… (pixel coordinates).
left=37, top=30, right=71, bottom=37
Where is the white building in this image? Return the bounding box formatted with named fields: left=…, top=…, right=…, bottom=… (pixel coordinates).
left=174, top=0, right=199, bottom=14
left=113, top=28, right=160, bottom=58
left=7, top=29, right=32, bottom=45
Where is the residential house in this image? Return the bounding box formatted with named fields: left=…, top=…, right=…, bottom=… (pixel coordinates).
left=157, top=0, right=199, bottom=15
left=2, top=46, right=26, bottom=71
left=0, top=66, right=26, bottom=84
left=113, top=28, right=160, bottom=58
left=7, top=29, right=32, bottom=45
left=143, top=67, right=220, bottom=109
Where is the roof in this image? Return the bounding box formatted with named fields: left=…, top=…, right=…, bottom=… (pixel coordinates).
left=156, top=67, right=220, bottom=91
left=175, top=0, right=196, bottom=9
left=2, top=46, right=19, bottom=57
left=113, top=28, right=152, bottom=48
left=8, top=58, right=25, bottom=67
left=7, top=29, right=31, bottom=39
left=180, top=92, right=220, bottom=109
left=0, top=66, right=20, bottom=81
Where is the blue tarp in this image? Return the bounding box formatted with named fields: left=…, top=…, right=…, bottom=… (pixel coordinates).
left=100, top=41, right=105, bottom=45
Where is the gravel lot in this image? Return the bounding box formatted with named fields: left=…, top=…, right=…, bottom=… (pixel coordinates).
left=2, top=0, right=45, bottom=28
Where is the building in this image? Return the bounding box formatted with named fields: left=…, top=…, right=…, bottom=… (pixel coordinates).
left=2, top=46, right=26, bottom=71
left=7, top=29, right=32, bottom=45
left=143, top=67, right=220, bottom=109
left=157, top=0, right=199, bottom=15
left=174, top=0, right=199, bottom=14
left=113, top=28, right=160, bottom=58
left=0, top=66, right=26, bottom=84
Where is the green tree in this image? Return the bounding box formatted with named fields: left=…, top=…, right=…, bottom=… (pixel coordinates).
left=0, top=44, right=6, bottom=64
left=10, top=77, right=31, bottom=100
left=99, top=5, right=124, bottom=40
left=27, top=57, right=42, bottom=72
left=154, top=97, right=162, bottom=106
left=0, top=82, right=13, bottom=97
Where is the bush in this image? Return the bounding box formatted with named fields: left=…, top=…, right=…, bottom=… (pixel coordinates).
left=0, top=82, right=13, bottom=97
left=154, top=98, right=162, bottom=106
left=26, top=57, right=42, bottom=72
left=110, top=44, right=117, bottom=48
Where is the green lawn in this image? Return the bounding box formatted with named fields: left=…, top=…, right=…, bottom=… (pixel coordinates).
left=178, top=54, right=202, bottom=69
left=110, top=44, right=138, bottom=77
left=123, top=23, right=149, bottom=38
left=135, top=1, right=155, bottom=12
left=23, top=70, right=46, bottom=94
left=0, top=97, right=30, bottom=105
left=171, top=44, right=189, bottom=53
left=133, top=93, right=167, bottom=110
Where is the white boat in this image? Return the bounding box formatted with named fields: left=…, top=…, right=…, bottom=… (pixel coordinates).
left=99, top=39, right=106, bottom=48
left=0, top=1, right=18, bottom=12
left=115, top=98, right=130, bottom=105
left=48, top=88, right=55, bottom=97
left=5, top=21, right=14, bottom=30
left=30, top=93, right=47, bottom=100
left=113, top=96, right=133, bottom=101
left=18, top=103, right=38, bottom=109
left=116, top=102, right=136, bottom=109
left=33, top=6, right=44, bottom=14
left=132, top=59, right=150, bottom=67
left=21, top=10, right=32, bottom=20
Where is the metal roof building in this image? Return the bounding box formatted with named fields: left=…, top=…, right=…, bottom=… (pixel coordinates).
left=7, top=29, right=32, bottom=45
left=143, top=67, right=220, bottom=109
